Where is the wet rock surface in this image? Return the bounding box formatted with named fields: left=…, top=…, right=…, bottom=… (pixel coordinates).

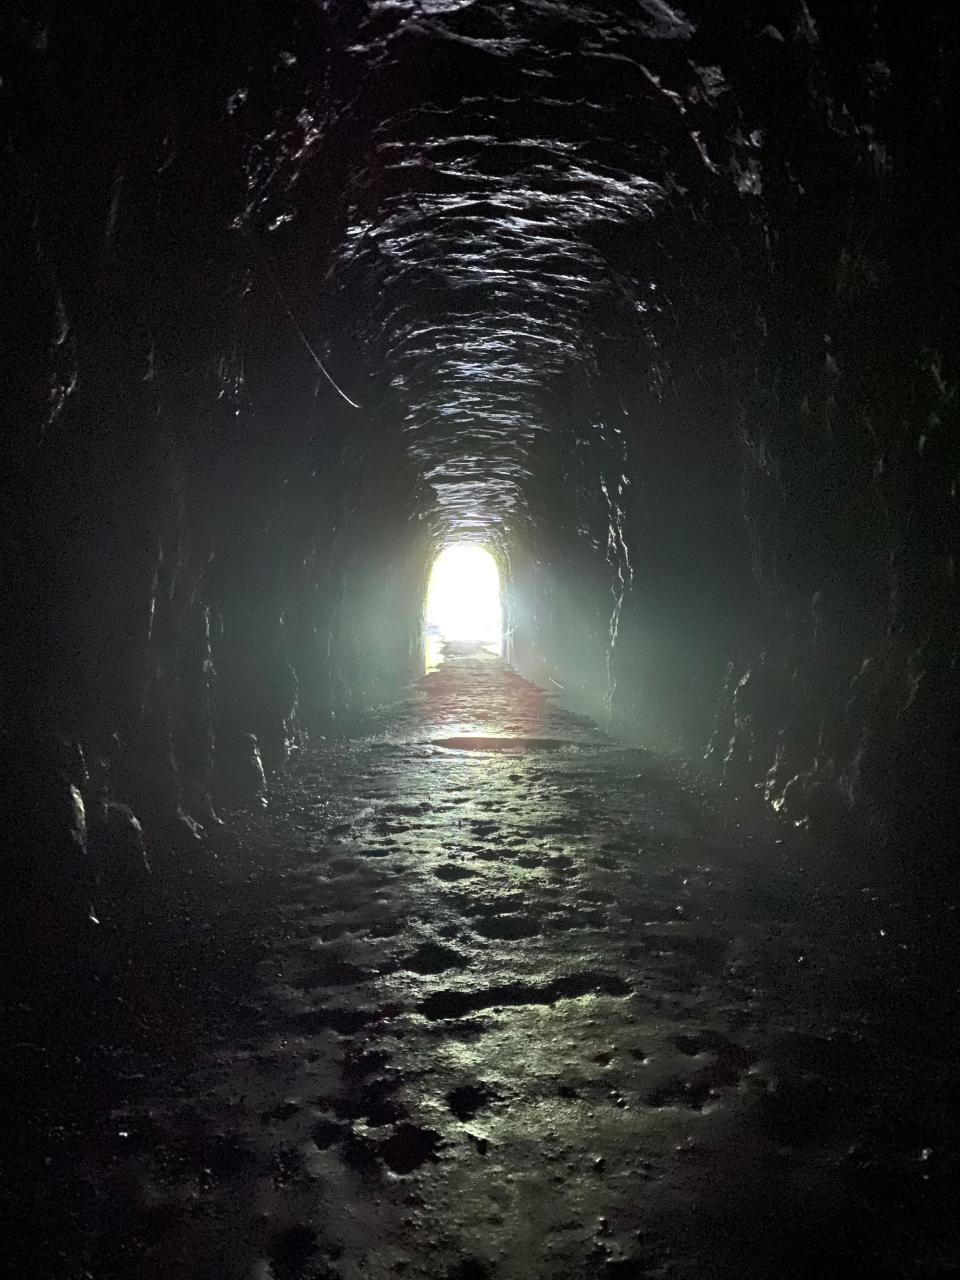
left=3, top=655, right=959, bottom=1279
left=3, top=1, right=958, bottom=905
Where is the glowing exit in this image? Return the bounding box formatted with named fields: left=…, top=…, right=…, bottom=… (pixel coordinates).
left=424, top=544, right=502, bottom=665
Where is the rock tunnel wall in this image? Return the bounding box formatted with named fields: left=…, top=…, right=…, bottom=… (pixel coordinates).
left=1, top=0, right=958, bottom=893
left=649, top=4, right=959, bottom=846
left=1, top=4, right=433, bottom=877
left=500, top=3, right=960, bottom=845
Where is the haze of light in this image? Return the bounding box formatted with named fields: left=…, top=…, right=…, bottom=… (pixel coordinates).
left=425, top=545, right=502, bottom=647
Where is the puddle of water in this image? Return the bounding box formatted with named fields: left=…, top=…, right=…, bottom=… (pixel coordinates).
left=431, top=737, right=569, bottom=752
left=425, top=634, right=501, bottom=671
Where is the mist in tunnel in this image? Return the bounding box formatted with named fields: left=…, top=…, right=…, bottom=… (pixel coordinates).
left=2, top=2, right=960, bottom=1276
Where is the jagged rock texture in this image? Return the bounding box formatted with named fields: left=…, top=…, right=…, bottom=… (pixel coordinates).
left=1, top=0, right=957, bottom=873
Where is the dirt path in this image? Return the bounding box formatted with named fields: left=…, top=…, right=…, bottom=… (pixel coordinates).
left=3, top=656, right=958, bottom=1279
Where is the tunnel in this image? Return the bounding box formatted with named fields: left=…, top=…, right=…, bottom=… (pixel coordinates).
left=1, top=3, right=959, bottom=1277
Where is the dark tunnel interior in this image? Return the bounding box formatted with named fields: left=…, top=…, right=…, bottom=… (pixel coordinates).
left=2, top=3, right=959, bottom=1277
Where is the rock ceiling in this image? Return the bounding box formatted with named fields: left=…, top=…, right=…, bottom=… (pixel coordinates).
left=254, top=0, right=761, bottom=534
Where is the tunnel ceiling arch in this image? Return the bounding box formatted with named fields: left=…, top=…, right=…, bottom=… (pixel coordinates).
left=240, top=0, right=759, bottom=535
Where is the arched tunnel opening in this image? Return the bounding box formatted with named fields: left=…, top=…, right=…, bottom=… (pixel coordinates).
left=2, top=3, right=959, bottom=1276
left=424, top=544, right=503, bottom=668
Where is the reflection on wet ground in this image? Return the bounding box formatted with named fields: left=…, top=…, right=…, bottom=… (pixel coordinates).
left=424, top=635, right=501, bottom=673
left=3, top=655, right=959, bottom=1279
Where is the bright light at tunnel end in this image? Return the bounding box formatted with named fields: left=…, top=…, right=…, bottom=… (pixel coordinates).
left=425, top=544, right=502, bottom=662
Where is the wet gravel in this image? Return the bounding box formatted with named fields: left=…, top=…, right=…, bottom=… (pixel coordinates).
left=2, top=655, right=959, bottom=1279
